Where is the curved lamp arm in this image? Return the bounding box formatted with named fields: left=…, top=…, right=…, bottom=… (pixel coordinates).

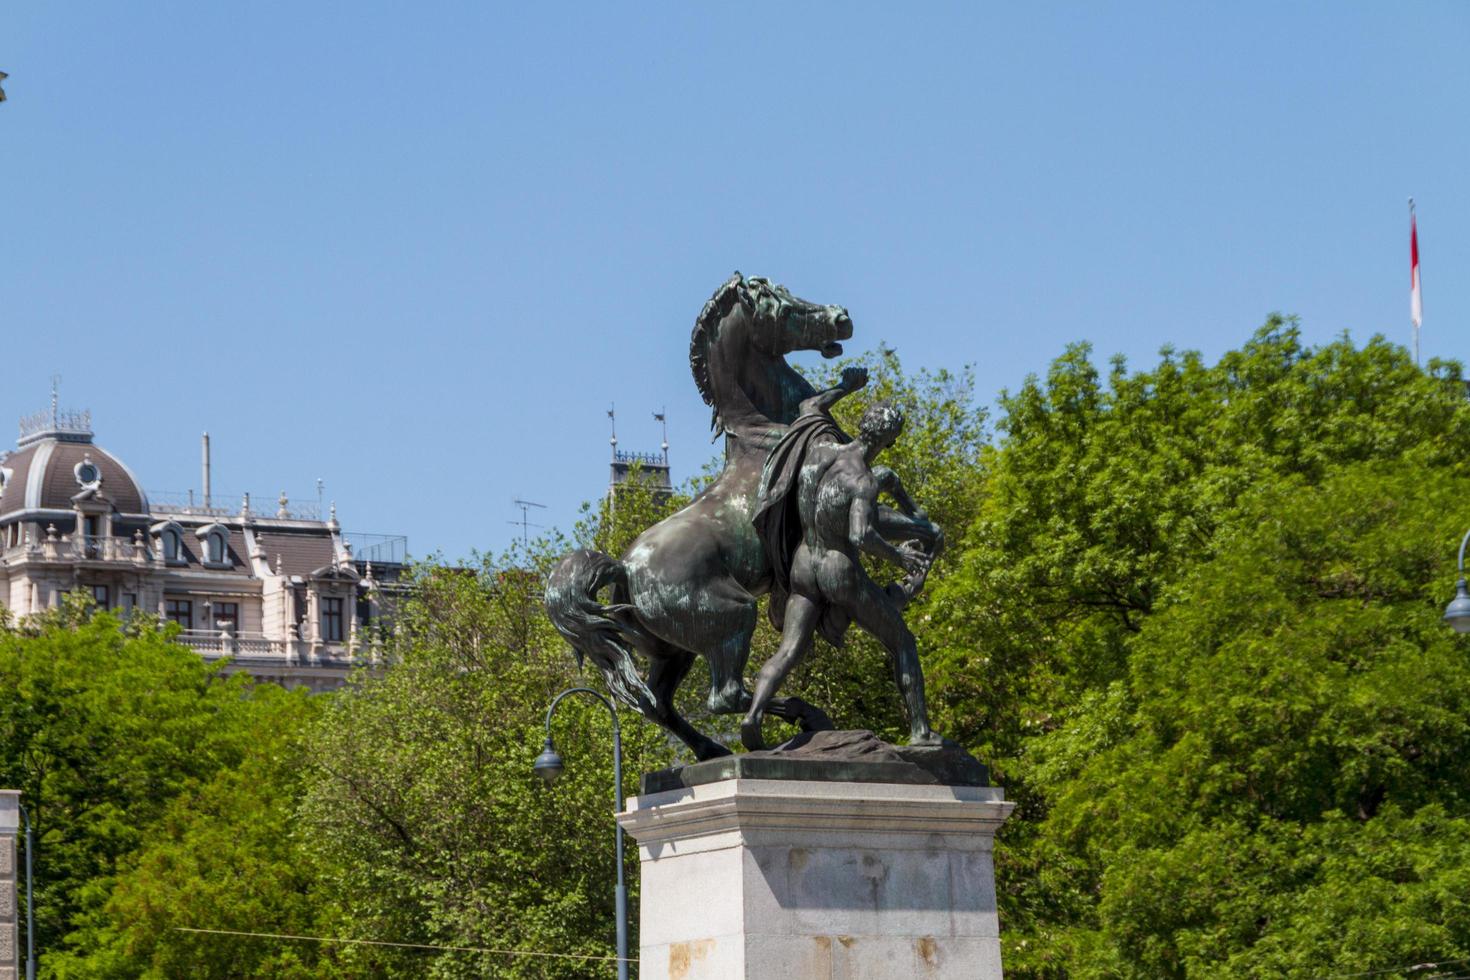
left=544, top=687, right=621, bottom=743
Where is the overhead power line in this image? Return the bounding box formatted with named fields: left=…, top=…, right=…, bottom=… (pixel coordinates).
left=1315, top=958, right=1470, bottom=979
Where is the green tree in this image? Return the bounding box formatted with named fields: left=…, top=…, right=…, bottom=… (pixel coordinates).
left=299, top=480, right=686, bottom=979
left=918, top=322, right=1470, bottom=976
left=1033, top=466, right=1470, bottom=976
left=0, top=604, right=331, bottom=977
left=59, top=688, right=332, bottom=978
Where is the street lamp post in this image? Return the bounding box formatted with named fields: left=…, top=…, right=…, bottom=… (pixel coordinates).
left=533, top=688, right=629, bottom=980
left=18, top=801, right=33, bottom=980
left=1444, top=528, right=1470, bottom=633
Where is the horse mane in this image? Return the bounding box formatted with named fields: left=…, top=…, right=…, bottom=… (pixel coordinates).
left=690, top=271, right=755, bottom=437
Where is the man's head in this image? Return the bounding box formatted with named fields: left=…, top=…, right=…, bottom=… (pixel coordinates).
left=858, top=402, right=905, bottom=450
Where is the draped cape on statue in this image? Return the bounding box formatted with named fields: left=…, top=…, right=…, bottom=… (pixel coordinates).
left=751, top=410, right=853, bottom=647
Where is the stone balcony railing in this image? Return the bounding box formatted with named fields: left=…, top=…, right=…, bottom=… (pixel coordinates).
left=2, top=533, right=153, bottom=565
left=174, top=629, right=380, bottom=669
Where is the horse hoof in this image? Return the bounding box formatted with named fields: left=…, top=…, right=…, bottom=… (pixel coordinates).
left=706, top=687, right=753, bottom=715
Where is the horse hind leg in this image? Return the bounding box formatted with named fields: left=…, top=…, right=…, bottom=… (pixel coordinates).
left=689, top=587, right=759, bottom=716
left=644, top=643, right=732, bottom=760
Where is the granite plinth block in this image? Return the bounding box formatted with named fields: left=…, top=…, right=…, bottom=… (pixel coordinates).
left=618, top=775, right=1014, bottom=979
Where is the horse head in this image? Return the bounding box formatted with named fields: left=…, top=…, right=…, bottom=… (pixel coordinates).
left=690, top=272, right=853, bottom=443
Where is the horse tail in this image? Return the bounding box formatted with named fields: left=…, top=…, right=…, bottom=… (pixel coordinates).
left=544, top=550, right=659, bottom=714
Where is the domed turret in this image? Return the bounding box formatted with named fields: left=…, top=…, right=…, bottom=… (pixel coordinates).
left=0, top=409, right=147, bottom=517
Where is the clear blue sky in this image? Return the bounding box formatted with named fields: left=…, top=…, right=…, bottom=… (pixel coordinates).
left=4, top=2, right=1466, bottom=559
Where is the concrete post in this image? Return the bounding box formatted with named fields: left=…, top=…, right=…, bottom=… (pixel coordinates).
left=0, top=790, right=21, bottom=980
left=619, top=779, right=1014, bottom=979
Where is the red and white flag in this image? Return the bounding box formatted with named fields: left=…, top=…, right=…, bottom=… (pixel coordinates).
left=1411, top=204, right=1423, bottom=329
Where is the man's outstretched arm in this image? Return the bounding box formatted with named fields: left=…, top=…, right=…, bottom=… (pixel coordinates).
left=797, top=366, right=869, bottom=417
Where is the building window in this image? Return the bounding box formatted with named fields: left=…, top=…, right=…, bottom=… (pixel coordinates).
left=206, top=533, right=225, bottom=564
left=162, top=530, right=181, bottom=562
left=215, top=602, right=239, bottom=629
left=321, top=597, right=344, bottom=642
left=122, top=593, right=137, bottom=613
left=165, top=599, right=192, bottom=628
left=91, top=584, right=110, bottom=608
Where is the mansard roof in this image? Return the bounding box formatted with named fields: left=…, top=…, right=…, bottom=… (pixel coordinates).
left=254, top=527, right=338, bottom=579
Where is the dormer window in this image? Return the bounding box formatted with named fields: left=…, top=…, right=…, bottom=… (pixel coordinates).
left=151, top=520, right=187, bottom=565
left=195, top=523, right=230, bottom=568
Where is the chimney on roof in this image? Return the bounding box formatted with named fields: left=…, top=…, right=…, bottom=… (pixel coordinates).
left=202, top=432, right=212, bottom=509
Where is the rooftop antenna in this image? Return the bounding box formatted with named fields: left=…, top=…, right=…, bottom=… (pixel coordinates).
left=509, top=498, right=547, bottom=546
left=49, top=373, right=60, bottom=429
left=607, top=403, right=618, bottom=460
left=316, top=478, right=324, bottom=517
left=653, top=408, right=668, bottom=464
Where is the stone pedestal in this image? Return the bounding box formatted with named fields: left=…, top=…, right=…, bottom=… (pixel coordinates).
left=0, top=791, right=20, bottom=980
left=618, top=777, right=1013, bottom=979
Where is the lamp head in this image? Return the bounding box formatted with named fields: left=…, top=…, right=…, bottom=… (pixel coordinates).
left=533, top=737, right=565, bottom=786
left=1445, top=579, right=1470, bottom=634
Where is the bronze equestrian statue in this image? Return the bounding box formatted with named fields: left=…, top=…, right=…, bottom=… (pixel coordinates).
left=545, top=273, right=853, bottom=760
left=544, top=273, right=944, bottom=760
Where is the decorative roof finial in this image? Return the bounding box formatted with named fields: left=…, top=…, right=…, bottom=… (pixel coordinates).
left=327, top=501, right=339, bottom=532
left=608, top=404, right=618, bottom=459
left=277, top=491, right=290, bottom=519
left=654, top=408, right=669, bottom=462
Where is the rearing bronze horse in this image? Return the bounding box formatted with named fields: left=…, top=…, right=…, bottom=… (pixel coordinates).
left=545, top=273, right=852, bottom=759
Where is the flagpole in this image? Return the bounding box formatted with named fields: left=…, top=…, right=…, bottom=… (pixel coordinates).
left=1410, top=197, right=1420, bottom=367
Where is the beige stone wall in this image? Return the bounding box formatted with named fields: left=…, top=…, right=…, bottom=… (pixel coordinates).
left=0, top=830, right=17, bottom=980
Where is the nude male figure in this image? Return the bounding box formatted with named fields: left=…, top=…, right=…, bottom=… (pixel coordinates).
left=742, top=390, right=943, bottom=751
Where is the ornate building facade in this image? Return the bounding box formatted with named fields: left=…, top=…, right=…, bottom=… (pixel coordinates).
left=0, top=403, right=404, bottom=690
